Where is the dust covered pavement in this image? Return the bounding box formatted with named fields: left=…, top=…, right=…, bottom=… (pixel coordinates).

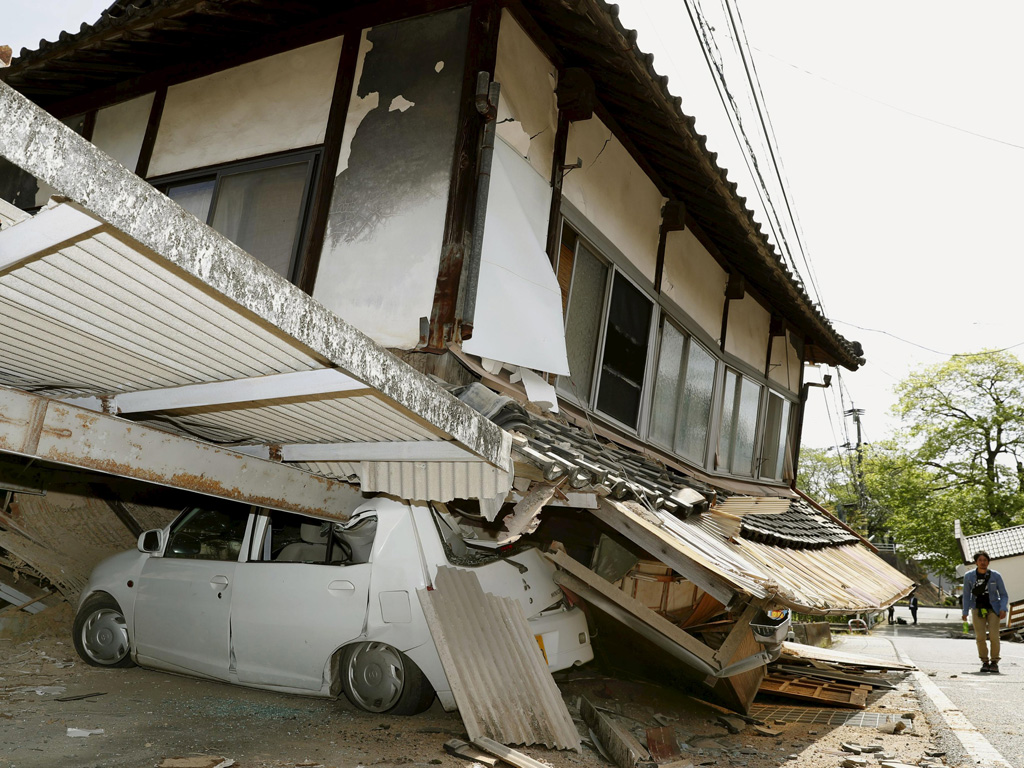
left=0, top=607, right=949, bottom=768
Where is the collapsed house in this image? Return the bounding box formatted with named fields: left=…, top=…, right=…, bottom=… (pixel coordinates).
left=0, top=0, right=912, bottom=728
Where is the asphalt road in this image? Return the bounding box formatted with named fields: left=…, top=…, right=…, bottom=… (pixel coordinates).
left=880, top=605, right=1024, bottom=768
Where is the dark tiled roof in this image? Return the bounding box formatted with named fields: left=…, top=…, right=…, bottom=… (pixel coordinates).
left=962, top=524, right=1024, bottom=560
left=1, top=0, right=862, bottom=371
left=459, top=385, right=857, bottom=549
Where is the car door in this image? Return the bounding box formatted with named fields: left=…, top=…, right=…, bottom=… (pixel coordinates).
left=230, top=509, right=373, bottom=690
left=133, top=501, right=251, bottom=680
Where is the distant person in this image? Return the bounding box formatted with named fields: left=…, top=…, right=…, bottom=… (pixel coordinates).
left=909, top=592, right=919, bottom=625
left=887, top=604, right=895, bottom=623
left=962, top=551, right=1008, bottom=674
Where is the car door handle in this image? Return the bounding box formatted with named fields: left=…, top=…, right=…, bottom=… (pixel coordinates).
left=210, top=575, right=230, bottom=590
left=328, top=580, right=355, bottom=592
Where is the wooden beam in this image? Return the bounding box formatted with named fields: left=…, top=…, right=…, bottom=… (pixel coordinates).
left=134, top=86, right=165, bottom=178
left=296, top=31, right=361, bottom=294
left=712, top=601, right=762, bottom=665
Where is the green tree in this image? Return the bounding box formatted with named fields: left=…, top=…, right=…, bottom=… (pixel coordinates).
left=894, top=350, right=1024, bottom=528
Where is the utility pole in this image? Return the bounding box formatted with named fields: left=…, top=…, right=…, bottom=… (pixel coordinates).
left=844, top=406, right=868, bottom=525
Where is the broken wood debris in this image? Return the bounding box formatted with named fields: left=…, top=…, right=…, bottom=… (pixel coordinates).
left=471, top=737, right=554, bottom=768
left=758, top=673, right=869, bottom=708
left=580, top=696, right=651, bottom=768
left=444, top=739, right=499, bottom=766
left=644, top=726, right=680, bottom=762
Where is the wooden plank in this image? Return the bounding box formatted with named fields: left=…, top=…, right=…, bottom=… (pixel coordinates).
left=780, top=642, right=913, bottom=670
left=472, top=737, right=551, bottom=768
left=713, top=602, right=761, bottom=664
left=646, top=726, right=680, bottom=763
left=444, top=739, right=498, bottom=766
left=759, top=674, right=869, bottom=709
left=546, top=550, right=718, bottom=667
left=580, top=696, right=650, bottom=768
left=772, top=664, right=896, bottom=690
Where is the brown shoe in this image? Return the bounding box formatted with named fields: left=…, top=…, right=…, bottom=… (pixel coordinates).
left=989, top=661, right=1000, bottom=674
left=981, top=661, right=991, bottom=673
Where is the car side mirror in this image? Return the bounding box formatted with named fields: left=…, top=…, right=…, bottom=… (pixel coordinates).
left=138, top=529, right=165, bottom=554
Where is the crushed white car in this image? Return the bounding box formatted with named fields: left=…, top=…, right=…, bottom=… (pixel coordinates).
left=73, top=496, right=593, bottom=714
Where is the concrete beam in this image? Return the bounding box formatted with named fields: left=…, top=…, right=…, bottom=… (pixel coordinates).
left=0, top=81, right=510, bottom=471
left=0, top=386, right=355, bottom=519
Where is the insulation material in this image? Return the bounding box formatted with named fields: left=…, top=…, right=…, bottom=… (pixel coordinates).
left=724, top=295, right=771, bottom=372
left=315, top=10, right=469, bottom=349
left=562, top=115, right=665, bottom=283
left=149, top=38, right=342, bottom=177
left=417, top=566, right=580, bottom=751
left=90, top=93, right=155, bottom=174
left=463, top=141, right=570, bottom=375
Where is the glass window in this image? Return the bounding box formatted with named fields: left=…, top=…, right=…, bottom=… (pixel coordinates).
left=154, top=151, right=319, bottom=282
left=719, top=369, right=762, bottom=476
left=650, top=322, right=717, bottom=463
left=760, top=392, right=793, bottom=480
left=596, top=273, right=653, bottom=428
left=562, top=239, right=608, bottom=403
left=165, top=502, right=250, bottom=561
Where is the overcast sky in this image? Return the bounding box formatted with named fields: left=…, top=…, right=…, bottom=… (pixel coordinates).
left=6, top=1, right=1023, bottom=454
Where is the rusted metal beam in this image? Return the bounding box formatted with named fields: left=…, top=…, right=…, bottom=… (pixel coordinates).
left=0, top=386, right=355, bottom=519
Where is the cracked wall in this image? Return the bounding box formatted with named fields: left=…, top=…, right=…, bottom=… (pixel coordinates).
left=313, top=8, right=470, bottom=349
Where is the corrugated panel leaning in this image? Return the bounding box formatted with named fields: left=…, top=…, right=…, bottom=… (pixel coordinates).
left=417, top=566, right=581, bottom=752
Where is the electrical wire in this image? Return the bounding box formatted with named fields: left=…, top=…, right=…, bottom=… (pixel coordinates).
left=833, top=319, right=1024, bottom=358
left=753, top=46, right=1024, bottom=153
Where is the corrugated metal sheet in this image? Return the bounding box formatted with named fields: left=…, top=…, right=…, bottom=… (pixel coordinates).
left=0, top=197, right=512, bottom=504
left=601, top=499, right=913, bottom=615
left=961, top=524, right=1024, bottom=560
left=417, top=566, right=580, bottom=751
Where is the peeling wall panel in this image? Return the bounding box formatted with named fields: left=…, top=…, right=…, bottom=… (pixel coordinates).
left=149, top=38, right=342, bottom=177
left=494, top=9, right=558, bottom=179
left=768, top=330, right=801, bottom=393
left=462, top=141, right=569, bottom=374
left=562, top=115, right=665, bottom=283
left=314, top=9, right=470, bottom=349
left=91, top=93, right=155, bottom=174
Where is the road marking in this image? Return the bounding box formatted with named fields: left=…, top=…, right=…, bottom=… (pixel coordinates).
left=893, top=645, right=1013, bottom=768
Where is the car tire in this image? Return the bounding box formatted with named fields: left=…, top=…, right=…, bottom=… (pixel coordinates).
left=73, top=593, right=135, bottom=668
left=341, top=641, right=434, bottom=715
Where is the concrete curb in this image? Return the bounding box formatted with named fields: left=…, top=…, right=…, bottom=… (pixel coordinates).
left=890, top=641, right=1013, bottom=768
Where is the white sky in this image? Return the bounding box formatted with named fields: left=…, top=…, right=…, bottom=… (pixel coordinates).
left=6, top=1, right=1024, bottom=453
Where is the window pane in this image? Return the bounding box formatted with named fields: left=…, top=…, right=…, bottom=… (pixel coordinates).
left=760, top=395, right=792, bottom=480
left=676, top=340, right=716, bottom=462
left=165, top=503, right=249, bottom=561
left=650, top=321, right=685, bottom=446
left=733, top=376, right=762, bottom=475
left=167, top=179, right=215, bottom=222
left=596, top=273, right=652, bottom=428
left=212, top=161, right=309, bottom=279
left=562, top=242, right=607, bottom=402
left=720, top=370, right=739, bottom=470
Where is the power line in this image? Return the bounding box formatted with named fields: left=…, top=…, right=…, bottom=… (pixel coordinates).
left=833, top=319, right=1024, bottom=357
left=753, top=46, right=1024, bottom=153
left=721, top=0, right=827, bottom=312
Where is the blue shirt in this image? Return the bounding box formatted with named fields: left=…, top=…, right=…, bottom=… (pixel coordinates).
left=962, top=568, right=1008, bottom=614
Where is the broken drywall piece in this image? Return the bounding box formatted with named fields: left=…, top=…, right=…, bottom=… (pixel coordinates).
left=519, top=368, right=558, bottom=413
left=389, top=95, right=415, bottom=112
left=481, top=358, right=504, bottom=375
left=67, top=728, right=104, bottom=737
left=498, top=483, right=556, bottom=545
left=435, top=60, right=445, bottom=72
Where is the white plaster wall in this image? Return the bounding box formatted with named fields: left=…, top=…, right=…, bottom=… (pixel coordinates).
left=91, top=93, right=155, bottom=173
left=989, top=557, right=1024, bottom=606
left=724, top=294, right=770, bottom=370
left=149, top=38, right=343, bottom=177
left=661, top=228, right=727, bottom=342
left=768, top=330, right=801, bottom=394
left=493, top=10, right=558, bottom=180
left=562, top=116, right=664, bottom=283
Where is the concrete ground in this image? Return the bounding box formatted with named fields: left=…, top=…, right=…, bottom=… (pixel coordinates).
left=1, top=604, right=946, bottom=768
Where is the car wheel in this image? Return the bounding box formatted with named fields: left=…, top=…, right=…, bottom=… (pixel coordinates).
left=73, top=593, right=135, bottom=668
left=341, top=641, right=434, bottom=715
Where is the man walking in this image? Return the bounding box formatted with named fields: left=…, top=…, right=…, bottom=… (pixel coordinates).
left=962, top=551, right=1009, bottom=673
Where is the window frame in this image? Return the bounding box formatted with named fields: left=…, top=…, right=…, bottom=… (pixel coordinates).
left=149, top=147, right=322, bottom=284
left=556, top=220, right=658, bottom=433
